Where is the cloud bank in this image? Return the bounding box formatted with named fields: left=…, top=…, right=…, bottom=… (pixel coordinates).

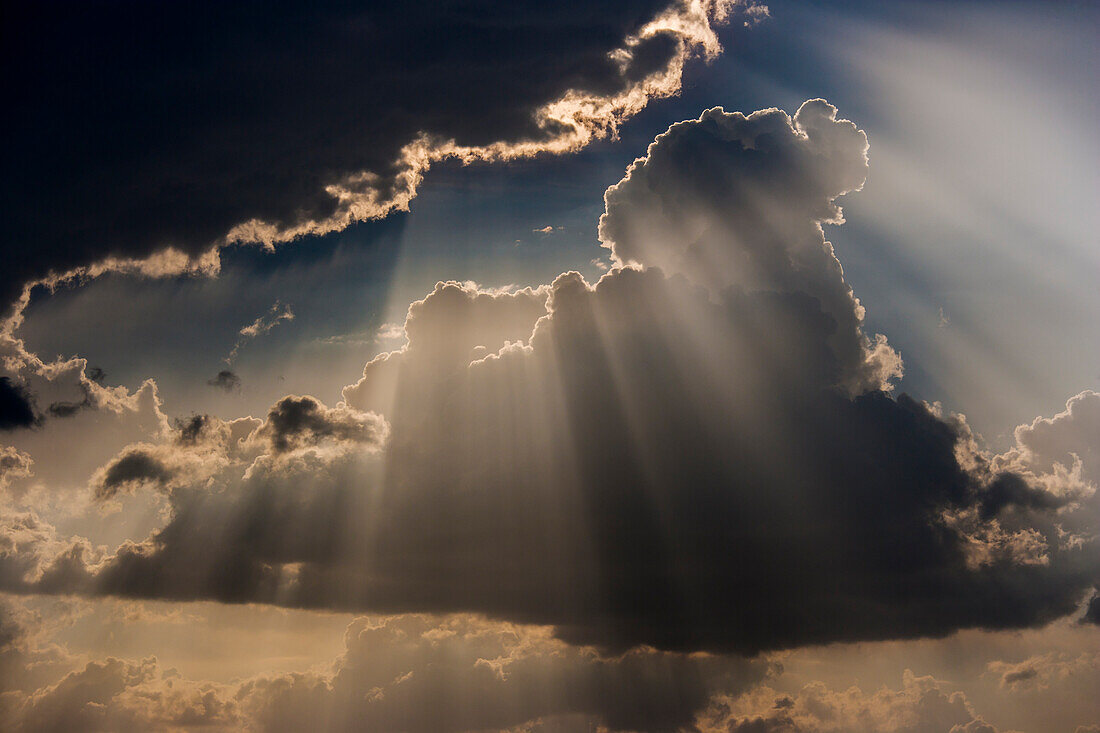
left=2, top=102, right=1096, bottom=663
left=0, top=0, right=764, bottom=312
left=0, top=598, right=771, bottom=733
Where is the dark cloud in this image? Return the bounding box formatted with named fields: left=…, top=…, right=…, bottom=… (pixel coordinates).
left=0, top=0, right=752, bottom=309
left=0, top=377, right=36, bottom=431
left=598, top=100, right=899, bottom=394
left=49, top=266, right=1095, bottom=655
left=96, top=450, right=174, bottom=501
left=46, top=385, right=93, bottom=419
left=0, top=608, right=767, bottom=733
left=5, top=102, right=1097, bottom=658
left=257, top=395, right=388, bottom=454
left=1000, top=665, right=1039, bottom=686
left=206, top=370, right=241, bottom=393
left=1084, top=593, right=1100, bottom=626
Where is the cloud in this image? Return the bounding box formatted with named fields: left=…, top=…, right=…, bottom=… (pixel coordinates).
left=995, top=390, right=1100, bottom=486
left=0, top=609, right=768, bottom=733
left=1085, top=594, right=1100, bottom=626
left=375, top=323, right=406, bottom=343
left=0, top=311, right=171, bottom=442
left=87, top=411, right=257, bottom=502
left=0, top=447, right=33, bottom=492
left=3, top=102, right=1097, bottom=660
left=0, top=654, right=239, bottom=732
left=206, top=370, right=241, bottom=393
left=342, top=280, right=551, bottom=417
left=252, top=395, right=388, bottom=455
left=598, top=99, right=899, bottom=394
left=0, top=377, right=37, bottom=431
left=699, top=670, right=1001, bottom=733
left=227, top=301, right=295, bottom=363
left=45, top=380, right=95, bottom=420
left=0, top=0, right=766, bottom=312
left=239, top=614, right=769, bottom=733
left=0, top=327, right=175, bottom=506
left=0, top=597, right=79, bottom=696
left=94, top=450, right=175, bottom=501
left=987, top=652, right=1100, bottom=692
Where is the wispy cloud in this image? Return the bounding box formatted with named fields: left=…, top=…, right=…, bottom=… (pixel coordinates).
left=226, top=301, right=295, bottom=363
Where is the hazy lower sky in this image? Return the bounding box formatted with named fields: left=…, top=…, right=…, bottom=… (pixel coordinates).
left=2, top=2, right=1098, bottom=731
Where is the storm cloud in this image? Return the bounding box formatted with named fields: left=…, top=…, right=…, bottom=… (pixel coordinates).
left=0, top=378, right=36, bottom=431
left=2, top=103, right=1094, bottom=659
left=0, top=0, right=761, bottom=311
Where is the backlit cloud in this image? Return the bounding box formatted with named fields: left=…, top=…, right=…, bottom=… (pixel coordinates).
left=3, top=103, right=1095, bottom=662
left=0, top=0, right=766, bottom=313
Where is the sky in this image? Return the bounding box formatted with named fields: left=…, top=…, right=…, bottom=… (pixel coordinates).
left=1, top=1, right=1098, bottom=731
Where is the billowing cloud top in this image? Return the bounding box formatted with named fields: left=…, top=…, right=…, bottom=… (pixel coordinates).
left=599, top=100, right=898, bottom=393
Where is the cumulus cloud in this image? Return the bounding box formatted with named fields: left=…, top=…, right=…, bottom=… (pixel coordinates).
left=0, top=512, right=105, bottom=595
left=0, top=447, right=33, bottom=492
left=86, top=399, right=383, bottom=504
left=2, top=101, right=1097, bottom=661
left=375, top=323, right=406, bottom=343
left=0, top=378, right=37, bottom=431
left=0, top=328, right=172, bottom=499
left=88, top=414, right=253, bottom=502
left=0, top=0, right=766, bottom=312
left=342, top=280, right=551, bottom=418
left=994, top=390, right=1100, bottom=487
left=699, top=671, right=1000, bottom=733
left=599, top=100, right=900, bottom=394
left=0, top=654, right=239, bottom=732
left=251, top=395, right=388, bottom=455
left=987, top=652, right=1100, bottom=691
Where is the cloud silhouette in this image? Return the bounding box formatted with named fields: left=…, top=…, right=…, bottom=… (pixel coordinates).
left=0, top=378, right=36, bottom=431
left=206, top=370, right=242, bottom=393
left=4, top=102, right=1096, bottom=659
left=0, top=0, right=762, bottom=310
